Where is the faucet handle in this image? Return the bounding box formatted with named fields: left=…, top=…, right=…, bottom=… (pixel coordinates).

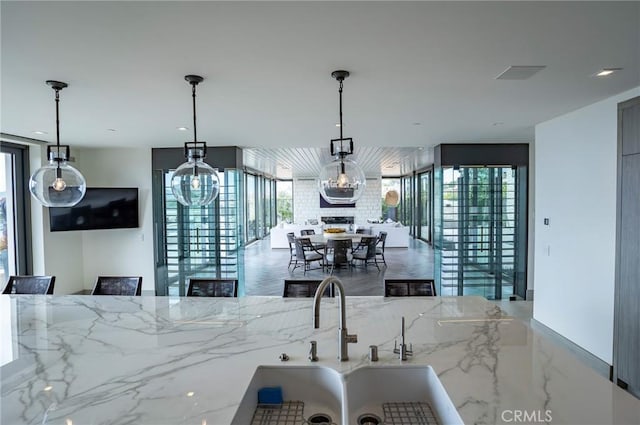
left=309, top=340, right=318, bottom=362
left=346, top=334, right=358, bottom=344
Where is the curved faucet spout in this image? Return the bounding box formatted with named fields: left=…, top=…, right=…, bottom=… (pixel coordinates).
left=313, top=276, right=346, bottom=329
left=312, top=276, right=357, bottom=361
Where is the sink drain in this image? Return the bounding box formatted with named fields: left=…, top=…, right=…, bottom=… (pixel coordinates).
left=308, top=413, right=333, bottom=424
left=358, top=413, right=382, bottom=425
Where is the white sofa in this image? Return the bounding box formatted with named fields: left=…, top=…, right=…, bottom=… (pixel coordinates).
left=354, top=223, right=410, bottom=248
left=270, top=224, right=324, bottom=248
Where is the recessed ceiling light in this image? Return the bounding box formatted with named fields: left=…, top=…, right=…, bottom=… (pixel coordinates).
left=32, top=131, right=47, bottom=135
left=496, top=65, right=546, bottom=80
left=335, top=123, right=341, bottom=127
left=418, top=147, right=424, bottom=151
left=43, top=385, right=53, bottom=391
left=177, top=126, right=189, bottom=131
left=187, top=392, right=195, bottom=397
left=595, top=68, right=622, bottom=77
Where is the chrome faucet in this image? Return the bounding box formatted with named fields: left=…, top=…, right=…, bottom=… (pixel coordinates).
left=393, top=316, right=413, bottom=361
left=313, top=276, right=358, bottom=361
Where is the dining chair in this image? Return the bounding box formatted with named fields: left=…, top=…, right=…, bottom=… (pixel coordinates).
left=293, top=237, right=324, bottom=274
left=187, top=278, right=238, bottom=297
left=324, top=238, right=353, bottom=274
left=384, top=279, right=436, bottom=296
left=286, top=232, right=298, bottom=269
left=352, top=236, right=380, bottom=270
left=375, top=231, right=388, bottom=266
left=92, top=276, right=142, bottom=296
left=2, top=275, right=56, bottom=295
left=300, top=229, right=315, bottom=236
left=355, top=228, right=369, bottom=234
left=282, top=279, right=334, bottom=297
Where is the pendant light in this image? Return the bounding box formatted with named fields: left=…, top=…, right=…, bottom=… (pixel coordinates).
left=170, top=75, right=220, bottom=207
left=318, top=70, right=366, bottom=204
left=29, top=80, right=87, bottom=207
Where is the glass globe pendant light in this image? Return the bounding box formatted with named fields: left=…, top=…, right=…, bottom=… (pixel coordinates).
left=29, top=80, right=87, bottom=207
left=318, top=70, right=366, bottom=204
left=170, top=75, right=220, bottom=207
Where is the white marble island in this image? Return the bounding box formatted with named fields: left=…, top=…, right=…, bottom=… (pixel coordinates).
left=1, top=295, right=639, bottom=425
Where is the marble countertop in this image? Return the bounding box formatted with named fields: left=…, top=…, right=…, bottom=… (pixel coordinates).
left=1, top=295, right=639, bottom=425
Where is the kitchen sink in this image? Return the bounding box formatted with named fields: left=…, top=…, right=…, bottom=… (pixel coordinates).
left=232, top=365, right=462, bottom=425
left=231, top=365, right=343, bottom=425
left=343, top=365, right=463, bottom=425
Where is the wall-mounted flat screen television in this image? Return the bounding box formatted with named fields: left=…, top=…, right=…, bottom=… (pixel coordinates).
left=49, top=188, right=139, bottom=232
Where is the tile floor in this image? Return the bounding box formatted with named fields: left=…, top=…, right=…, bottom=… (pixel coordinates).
left=242, top=236, right=435, bottom=296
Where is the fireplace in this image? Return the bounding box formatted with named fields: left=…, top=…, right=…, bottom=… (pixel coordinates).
left=321, top=216, right=355, bottom=225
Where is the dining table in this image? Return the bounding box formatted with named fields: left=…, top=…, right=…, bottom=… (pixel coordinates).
left=305, top=233, right=363, bottom=247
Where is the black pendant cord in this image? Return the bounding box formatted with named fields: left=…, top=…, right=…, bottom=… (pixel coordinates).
left=191, top=83, right=198, bottom=145
left=338, top=80, right=345, bottom=159
left=54, top=88, right=62, bottom=178
left=191, top=82, right=199, bottom=177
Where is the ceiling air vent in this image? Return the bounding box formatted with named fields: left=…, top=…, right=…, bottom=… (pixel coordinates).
left=495, top=66, right=546, bottom=80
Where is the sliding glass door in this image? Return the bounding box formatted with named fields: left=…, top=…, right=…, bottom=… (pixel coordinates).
left=418, top=171, right=432, bottom=243
left=245, top=172, right=277, bottom=242
left=435, top=166, right=527, bottom=299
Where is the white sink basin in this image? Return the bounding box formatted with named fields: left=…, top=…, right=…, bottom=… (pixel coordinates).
left=231, top=365, right=343, bottom=424
left=344, top=365, right=463, bottom=425
left=232, top=365, right=462, bottom=425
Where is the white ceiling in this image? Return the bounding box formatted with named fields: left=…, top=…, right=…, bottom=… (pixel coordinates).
left=1, top=1, right=639, bottom=177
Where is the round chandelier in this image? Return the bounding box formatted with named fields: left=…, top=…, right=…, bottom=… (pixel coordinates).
left=29, top=80, right=87, bottom=207
left=318, top=70, right=366, bottom=204
left=170, top=75, right=220, bottom=207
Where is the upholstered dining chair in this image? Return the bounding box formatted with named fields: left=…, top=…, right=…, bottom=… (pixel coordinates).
left=286, top=232, right=297, bottom=269
left=293, top=237, right=324, bottom=274
left=283, top=279, right=334, bottom=297
left=352, top=236, right=380, bottom=270
left=92, top=276, right=142, bottom=296
left=324, top=238, right=353, bottom=274
left=300, top=229, right=316, bottom=236
left=375, top=231, right=388, bottom=266
left=384, top=279, right=436, bottom=297
left=2, top=275, right=56, bottom=295
left=187, top=278, right=238, bottom=297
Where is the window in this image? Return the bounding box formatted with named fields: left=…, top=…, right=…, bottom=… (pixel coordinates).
left=400, top=174, right=415, bottom=232
left=276, top=180, right=293, bottom=223
left=246, top=173, right=257, bottom=242
left=0, top=142, right=31, bottom=286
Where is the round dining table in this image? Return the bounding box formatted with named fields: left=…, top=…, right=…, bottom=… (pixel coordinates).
left=305, top=233, right=363, bottom=246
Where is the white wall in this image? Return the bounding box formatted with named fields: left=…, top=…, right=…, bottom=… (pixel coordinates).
left=78, top=147, right=155, bottom=292
left=293, top=178, right=382, bottom=225
left=27, top=146, right=155, bottom=293
left=534, top=87, right=640, bottom=364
